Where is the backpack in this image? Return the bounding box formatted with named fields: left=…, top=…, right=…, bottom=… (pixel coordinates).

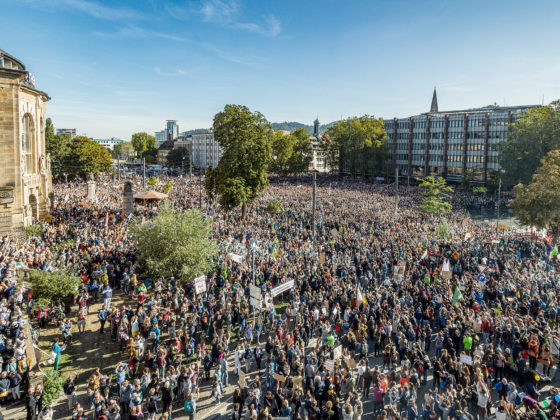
left=184, top=399, right=193, bottom=413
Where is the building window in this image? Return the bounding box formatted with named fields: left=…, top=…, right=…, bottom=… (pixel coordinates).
left=21, top=114, right=35, bottom=174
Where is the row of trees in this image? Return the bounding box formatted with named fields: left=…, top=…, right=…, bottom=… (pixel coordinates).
left=46, top=118, right=112, bottom=180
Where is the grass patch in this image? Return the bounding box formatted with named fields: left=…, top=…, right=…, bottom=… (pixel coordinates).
left=274, top=301, right=289, bottom=314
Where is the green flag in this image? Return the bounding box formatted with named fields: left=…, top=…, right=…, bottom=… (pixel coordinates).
left=452, top=286, right=463, bottom=306
left=551, top=245, right=559, bottom=257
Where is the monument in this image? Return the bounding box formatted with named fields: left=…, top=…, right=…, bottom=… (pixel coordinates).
left=86, top=173, right=96, bottom=200
left=0, top=50, right=52, bottom=238
left=123, top=181, right=134, bottom=215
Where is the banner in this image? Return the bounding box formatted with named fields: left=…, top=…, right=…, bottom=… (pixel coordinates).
left=271, top=280, right=294, bottom=297
left=229, top=253, right=243, bottom=264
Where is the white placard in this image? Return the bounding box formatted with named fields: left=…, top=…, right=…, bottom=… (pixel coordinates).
left=194, top=275, right=207, bottom=295
left=229, top=253, right=243, bottom=263
left=271, top=280, right=294, bottom=297
left=250, top=285, right=262, bottom=299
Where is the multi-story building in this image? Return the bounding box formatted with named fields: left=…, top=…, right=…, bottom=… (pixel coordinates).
left=191, top=131, right=222, bottom=170
left=384, top=89, right=538, bottom=182
left=154, top=120, right=179, bottom=147
left=93, top=137, right=123, bottom=151
left=55, top=128, right=76, bottom=138
left=0, top=49, right=52, bottom=237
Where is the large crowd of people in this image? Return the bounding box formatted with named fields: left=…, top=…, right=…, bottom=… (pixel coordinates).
left=1, top=174, right=559, bottom=420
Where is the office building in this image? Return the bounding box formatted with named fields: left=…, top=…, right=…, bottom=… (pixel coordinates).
left=384, top=89, right=538, bottom=182
left=93, top=137, right=123, bottom=151
left=191, top=131, right=222, bottom=170
left=0, top=49, right=52, bottom=237
left=55, top=128, right=76, bottom=138
left=154, top=120, right=179, bottom=147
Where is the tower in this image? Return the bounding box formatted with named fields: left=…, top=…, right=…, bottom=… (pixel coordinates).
left=313, top=117, right=320, bottom=137
left=430, top=87, right=438, bottom=113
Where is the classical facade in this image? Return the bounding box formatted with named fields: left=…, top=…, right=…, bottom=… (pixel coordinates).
left=0, top=50, right=52, bottom=237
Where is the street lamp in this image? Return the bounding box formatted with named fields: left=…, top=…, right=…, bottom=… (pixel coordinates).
left=312, top=167, right=317, bottom=242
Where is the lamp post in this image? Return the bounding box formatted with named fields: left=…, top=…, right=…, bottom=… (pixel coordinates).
left=312, top=169, right=317, bottom=242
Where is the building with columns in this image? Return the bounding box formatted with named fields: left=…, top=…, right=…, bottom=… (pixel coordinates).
left=384, top=89, right=538, bottom=182
left=0, top=49, right=52, bottom=238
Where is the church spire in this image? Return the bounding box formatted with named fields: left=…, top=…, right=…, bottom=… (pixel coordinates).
left=430, top=87, right=438, bottom=113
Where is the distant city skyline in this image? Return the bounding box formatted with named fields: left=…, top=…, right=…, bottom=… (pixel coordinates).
left=2, top=0, right=559, bottom=140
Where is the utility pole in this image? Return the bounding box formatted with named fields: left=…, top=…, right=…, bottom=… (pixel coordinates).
left=181, top=156, right=184, bottom=177
left=142, top=157, right=146, bottom=188
left=496, top=177, right=502, bottom=237
left=312, top=170, right=317, bottom=242
left=199, top=168, right=202, bottom=208
left=394, top=167, right=399, bottom=215
left=117, top=156, right=121, bottom=181
left=252, top=248, right=255, bottom=285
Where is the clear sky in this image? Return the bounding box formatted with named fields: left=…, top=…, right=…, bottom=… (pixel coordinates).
left=2, top=0, right=560, bottom=140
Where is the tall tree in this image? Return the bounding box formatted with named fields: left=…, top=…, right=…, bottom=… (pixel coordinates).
left=512, top=150, right=560, bottom=240
left=131, top=132, right=157, bottom=156
left=131, top=205, right=218, bottom=284
left=287, top=128, right=313, bottom=174
left=207, top=104, right=273, bottom=217
left=499, top=101, right=560, bottom=186
left=45, top=118, right=72, bottom=180
left=67, top=136, right=112, bottom=179
left=416, top=176, right=453, bottom=215
left=166, top=147, right=191, bottom=171
left=269, top=130, right=296, bottom=175
left=324, top=115, right=388, bottom=176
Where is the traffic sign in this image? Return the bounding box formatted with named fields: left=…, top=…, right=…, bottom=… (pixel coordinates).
left=477, top=274, right=486, bottom=282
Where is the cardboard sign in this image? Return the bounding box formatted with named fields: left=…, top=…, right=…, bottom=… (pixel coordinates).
left=325, top=360, right=335, bottom=372
left=250, top=285, right=262, bottom=299
left=460, top=354, right=473, bottom=366
left=345, top=359, right=356, bottom=369
left=274, top=373, right=286, bottom=382
left=194, top=275, right=207, bottom=295
left=333, top=346, right=342, bottom=360
left=292, top=376, right=303, bottom=390
left=441, top=271, right=452, bottom=280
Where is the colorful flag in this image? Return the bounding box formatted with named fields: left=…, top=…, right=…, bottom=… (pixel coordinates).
left=552, top=245, right=559, bottom=257
left=452, top=286, right=463, bottom=306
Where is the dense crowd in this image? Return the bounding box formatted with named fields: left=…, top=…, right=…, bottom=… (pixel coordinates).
left=1, top=174, right=559, bottom=420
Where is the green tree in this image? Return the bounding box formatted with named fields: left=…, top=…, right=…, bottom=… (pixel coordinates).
left=287, top=128, right=313, bottom=174
left=163, top=180, right=173, bottom=193
left=147, top=176, right=158, bottom=188
left=42, top=369, right=65, bottom=406
left=512, top=149, right=560, bottom=239
left=324, top=116, right=388, bottom=176
left=499, top=101, right=560, bottom=186
left=269, top=130, right=296, bottom=175
left=266, top=199, right=284, bottom=215
left=460, top=167, right=481, bottom=190
left=130, top=205, right=218, bottom=284
left=46, top=118, right=72, bottom=180
left=166, top=147, right=191, bottom=171
left=29, top=269, right=81, bottom=307
left=65, top=136, right=112, bottom=179
left=207, top=104, right=273, bottom=217
left=416, top=176, right=453, bottom=215
left=112, top=142, right=135, bottom=159
left=131, top=132, right=157, bottom=156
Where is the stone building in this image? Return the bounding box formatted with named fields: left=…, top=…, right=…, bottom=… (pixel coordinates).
left=0, top=49, right=52, bottom=238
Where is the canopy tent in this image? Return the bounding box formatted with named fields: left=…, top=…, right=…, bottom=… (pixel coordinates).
left=133, top=191, right=168, bottom=202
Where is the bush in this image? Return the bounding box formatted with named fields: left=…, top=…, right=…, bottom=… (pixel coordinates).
left=29, top=269, right=81, bottom=305
left=266, top=199, right=284, bottom=216
left=25, top=224, right=42, bottom=238
left=437, top=220, right=450, bottom=240
left=163, top=180, right=173, bottom=193
left=42, top=369, right=65, bottom=406
left=147, top=176, right=158, bottom=188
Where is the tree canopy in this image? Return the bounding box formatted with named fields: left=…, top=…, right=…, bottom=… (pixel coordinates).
left=112, top=142, right=134, bottom=159
left=46, top=118, right=72, bottom=180
left=323, top=115, right=389, bottom=176
left=131, top=132, right=157, bottom=156
left=416, top=176, right=453, bottom=215
left=131, top=205, right=218, bottom=284
left=166, top=147, right=191, bottom=170
left=206, top=104, right=273, bottom=216
left=67, top=136, right=112, bottom=179
left=512, top=149, right=560, bottom=239
left=269, top=128, right=313, bottom=175
left=499, top=101, right=560, bottom=186
left=29, top=269, right=81, bottom=308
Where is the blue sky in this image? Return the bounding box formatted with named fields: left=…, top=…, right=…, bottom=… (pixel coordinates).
left=2, top=0, right=560, bottom=140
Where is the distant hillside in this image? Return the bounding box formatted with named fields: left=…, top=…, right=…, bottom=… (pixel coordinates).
left=272, top=121, right=337, bottom=134
left=180, top=128, right=210, bottom=136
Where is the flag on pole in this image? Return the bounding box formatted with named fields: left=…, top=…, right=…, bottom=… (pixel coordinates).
left=452, top=286, right=463, bottom=306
